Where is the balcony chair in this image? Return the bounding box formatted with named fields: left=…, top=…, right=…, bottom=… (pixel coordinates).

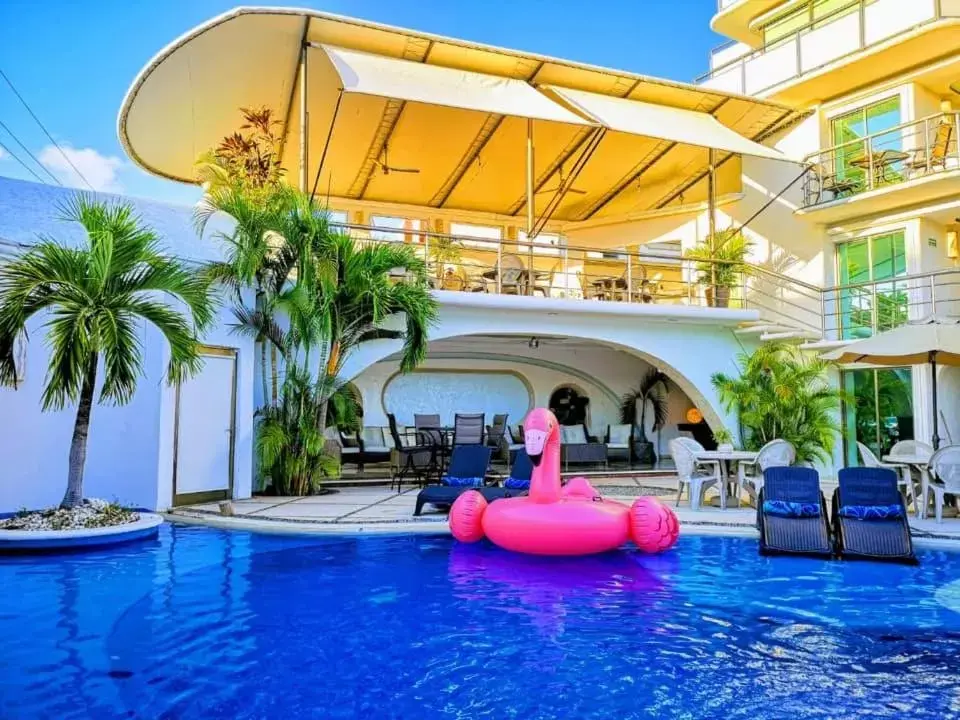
left=925, top=445, right=960, bottom=524
left=856, top=441, right=917, bottom=512
left=831, top=467, right=916, bottom=564
left=604, top=424, right=634, bottom=463
left=499, top=254, right=526, bottom=295
left=669, top=437, right=722, bottom=511
left=560, top=424, right=608, bottom=469
left=757, top=466, right=832, bottom=558
left=736, top=439, right=796, bottom=506
left=908, top=119, right=953, bottom=176
left=531, top=261, right=559, bottom=297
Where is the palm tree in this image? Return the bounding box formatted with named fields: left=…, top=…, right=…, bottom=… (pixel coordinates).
left=711, top=343, right=842, bottom=464
left=0, top=197, right=214, bottom=508
left=619, top=368, right=669, bottom=463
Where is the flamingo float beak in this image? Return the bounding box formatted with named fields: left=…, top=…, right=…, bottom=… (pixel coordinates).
left=524, top=429, right=547, bottom=467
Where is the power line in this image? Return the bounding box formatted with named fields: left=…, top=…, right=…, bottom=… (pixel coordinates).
left=0, top=137, right=48, bottom=185
left=0, top=116, right=62, bottom=186
left=0, top=66, right=94, bottom=191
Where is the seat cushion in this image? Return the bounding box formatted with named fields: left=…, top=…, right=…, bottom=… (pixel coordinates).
left=361, top=427, right=385, bottom=448
left=608, top=424, right=632, bottom=445
left=838, top=504, right=904, bottom=520
left=561, top=425, right=587, bottom=444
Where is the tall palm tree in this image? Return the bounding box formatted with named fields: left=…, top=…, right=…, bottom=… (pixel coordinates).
left=0, top=197, right=214, bottom=508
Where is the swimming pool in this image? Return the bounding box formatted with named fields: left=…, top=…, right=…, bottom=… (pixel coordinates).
left=2, top=525, right=959, bottom=719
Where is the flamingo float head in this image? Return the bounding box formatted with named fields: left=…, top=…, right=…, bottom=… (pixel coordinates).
left=523, top=408, right=559, bottom=467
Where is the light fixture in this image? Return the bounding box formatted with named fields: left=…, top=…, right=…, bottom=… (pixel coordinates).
left=686, top=408, right=703, bottom=424
left=528, top=336, right=540, bottom=350
left=948, top=218, right=960, bottom=260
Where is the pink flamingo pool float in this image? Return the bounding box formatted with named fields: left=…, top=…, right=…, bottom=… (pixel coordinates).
left=450, top=408, right=679, bottom=556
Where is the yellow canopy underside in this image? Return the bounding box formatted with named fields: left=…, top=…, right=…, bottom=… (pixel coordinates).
left=119, top=7, right=802, bottom=223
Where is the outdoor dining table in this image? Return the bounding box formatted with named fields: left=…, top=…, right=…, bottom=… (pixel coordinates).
left=883, top=452, right=933, bottom=519
left=694, top=449, right=759, bottom=509
left=850, top=149, right=910, bottom=185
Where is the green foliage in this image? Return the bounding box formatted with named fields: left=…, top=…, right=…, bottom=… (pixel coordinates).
left=711, top=343, right=842, bottom=465
left=713, top=427, right=733, bottom=445
left=683, top=229, right=752, bottom=289
left=194, top=106, right=285, bottom=196
left=619, top=368, right=669, bottom=442
left=256, top=367, right=340, bottom=496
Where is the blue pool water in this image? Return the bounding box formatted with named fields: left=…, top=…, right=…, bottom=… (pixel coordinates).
left=2, top=526, right=960, bottom=719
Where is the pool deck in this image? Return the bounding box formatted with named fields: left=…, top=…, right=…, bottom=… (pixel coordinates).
left=166, top=477, right=960, bottom=543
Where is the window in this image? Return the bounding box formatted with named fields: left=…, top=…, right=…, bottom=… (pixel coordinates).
left=370, top=215, right=423, bottom=243
left=841, top=367, right=914, bottom=467
left=327, top=210, right=348, bottom=228
left=450, top=222, right=501, bottom=250
left=831, top=96, right=902, bottom=189
left=518, top=231, right=562, bottom=256
left=836, top=230, right=907, bottom=340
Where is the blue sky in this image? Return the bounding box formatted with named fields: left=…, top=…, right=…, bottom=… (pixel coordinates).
left=0, top=0, right=723, bottom=206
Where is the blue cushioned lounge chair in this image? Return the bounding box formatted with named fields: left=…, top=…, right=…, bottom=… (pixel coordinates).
left=503, top=449, right=533, bottom=490
left=757, top=466, right=832, bottom=558
left=415, top=446, right=519, bottom=516
left=832, top=467, right=917, bottom=564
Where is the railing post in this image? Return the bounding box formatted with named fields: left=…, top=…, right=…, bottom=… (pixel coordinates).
left=795, top=29, right=802, bottom=76
left=496, top=238, right=502, bottom=294
left=820, top=290, right=827, bottom=341
left=741, top=267, right=747, bottom=309
left=741, top=57, right=747, bottom=94
left=858, top=0, right=866, bottom=49
left=626, top=253, right=633, bottom=303
left=955, top=113, right=960, bottom=160
left=930, top=274, right=938, bottom=316
left=424, top=233, right=431, bottom=281
left=527, top=240, right=534, bottom=296
left=562, top=243, right=569, bottom=299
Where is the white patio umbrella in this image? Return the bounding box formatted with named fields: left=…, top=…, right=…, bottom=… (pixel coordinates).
left=822, top=315, right=960, bottom=449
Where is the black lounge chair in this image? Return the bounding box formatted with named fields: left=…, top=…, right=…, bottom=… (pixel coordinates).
left=415, top=445, right=499, bottom=516
left=757, top=466, right=832, bottom=558
left=832, top=467, right=917, bottom=565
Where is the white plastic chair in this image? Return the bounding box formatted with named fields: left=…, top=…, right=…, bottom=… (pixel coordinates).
left=670, top=437, right=722, bottom=511
left=857, top=441, right=918, bottom=513
left=890, top=440, right=935, bottom=518
left=926, top=446, right=960, bottom=523
left=736, top=439, right=795, bottom=506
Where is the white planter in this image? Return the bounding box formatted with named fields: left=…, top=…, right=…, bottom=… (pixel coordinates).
left=0, top=513, right=163, bottom=552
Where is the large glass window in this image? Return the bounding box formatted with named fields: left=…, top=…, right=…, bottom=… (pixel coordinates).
left=370, top=215, right=423, bottom=243
left=831, top=97, right=902, bottom=190
left=841, top=367, right=914, bottom=466
left=836, top=230, right=907, bottom=339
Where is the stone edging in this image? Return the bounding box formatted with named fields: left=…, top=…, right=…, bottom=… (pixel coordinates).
left=0, top=514, right=164, bottom=551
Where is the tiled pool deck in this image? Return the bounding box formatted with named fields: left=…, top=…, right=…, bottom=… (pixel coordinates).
left=167, top=476, right=960, bottom=543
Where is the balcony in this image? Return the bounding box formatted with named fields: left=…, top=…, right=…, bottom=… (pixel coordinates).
left=701, top=0, right=960, bottom=104
left=799, top=112, right=960, bottom=220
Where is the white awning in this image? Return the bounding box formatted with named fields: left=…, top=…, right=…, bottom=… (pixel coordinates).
left=546, top=86, right=796, bottom=162
left=320, top=45, right=592, bottom=126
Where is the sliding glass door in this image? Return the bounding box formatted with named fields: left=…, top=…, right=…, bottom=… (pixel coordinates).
left=841, top=367, right=914, bottom=467
left=831, top=97, right=902, bottom=191
left=836, top=230, right=907, bottom=339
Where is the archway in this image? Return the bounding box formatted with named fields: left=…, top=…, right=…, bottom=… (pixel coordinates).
left=548, top=384, right=591, bottom=426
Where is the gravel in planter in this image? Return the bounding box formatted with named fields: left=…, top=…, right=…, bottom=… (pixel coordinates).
left=0, top=499, right=139, bottom=531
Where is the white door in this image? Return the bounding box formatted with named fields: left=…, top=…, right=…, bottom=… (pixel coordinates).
left=173, top=347, right=237, bottom=505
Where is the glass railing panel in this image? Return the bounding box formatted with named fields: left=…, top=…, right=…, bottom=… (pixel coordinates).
left=865, top=0, right=935, bottom=45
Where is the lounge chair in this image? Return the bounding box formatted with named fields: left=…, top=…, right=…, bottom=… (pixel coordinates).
left=503, top=449, right=533, bottom=490
left=415, top=445, right=495, bottom=515
left=831, top=467, right=916, bottom=564
left=757, top=466, right=832, bottom=558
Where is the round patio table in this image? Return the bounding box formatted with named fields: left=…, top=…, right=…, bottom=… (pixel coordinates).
left=883, top=452, right=935, bottom=519
left=694, top=449, right=759, bottom=509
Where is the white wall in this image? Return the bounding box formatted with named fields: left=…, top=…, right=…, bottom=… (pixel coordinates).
left=0, top=293, right=255, bottom=514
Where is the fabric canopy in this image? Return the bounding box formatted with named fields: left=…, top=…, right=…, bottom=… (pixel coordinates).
left=321, top=45, right=591, bottom=126
left=546, top=86, right=797, bottom=163
left=822, top=315, right=960, bottom=366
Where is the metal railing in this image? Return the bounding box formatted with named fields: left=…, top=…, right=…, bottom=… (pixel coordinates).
left=717, top=0, right=741, bottom=9
left=802, top=112, right=960, bottom=207
left=698, top=0, right=953, bottom=96
left=337, top=223, right=960, bottom=343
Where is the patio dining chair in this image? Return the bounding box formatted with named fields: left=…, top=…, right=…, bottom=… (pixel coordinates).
left=387, top=414, right=436, bottom=490
left=909, top=118, right=953, bottom=175
left=736, top=439, right=795, bottom=506
left=926, top=445, right=960, bottom=523
left=453, top=413, right=485, bottom=446
left=669, top=437, right=722, bottom=511
left=856, top=441, right=917, bottom=512
left=499, top=254, right=526, bottom=295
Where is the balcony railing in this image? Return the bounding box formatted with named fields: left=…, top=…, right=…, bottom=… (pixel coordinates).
left=717, top=0, right=741, bottom=10
left=336, top=223, right=960, bottom=344
left=699, top=0, right=954, bottom=96
left=801, top=112, right=960, bottom=208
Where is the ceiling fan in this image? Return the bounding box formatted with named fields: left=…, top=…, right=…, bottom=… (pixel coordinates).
left=536, top=164, right=587, bottom=195
left=374, top=144, right=421, bottom=175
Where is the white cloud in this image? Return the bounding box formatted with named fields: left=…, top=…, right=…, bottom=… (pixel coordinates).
left=38, top=144, right=124, bottom=193
left=0, top=146, right=6, bottom=161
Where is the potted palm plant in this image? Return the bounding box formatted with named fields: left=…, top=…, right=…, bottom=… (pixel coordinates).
left=619, top=369, right=669, bottom=465
left=683, top=229, right=752, bottom=308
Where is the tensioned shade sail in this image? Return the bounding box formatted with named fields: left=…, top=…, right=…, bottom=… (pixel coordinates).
left=546, top=86, right=796, bottom=163
left=321, top=45, right=590, bottom=125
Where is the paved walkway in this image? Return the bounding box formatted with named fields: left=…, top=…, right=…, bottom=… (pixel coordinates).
left=166, top=480, right=960, bottom=543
